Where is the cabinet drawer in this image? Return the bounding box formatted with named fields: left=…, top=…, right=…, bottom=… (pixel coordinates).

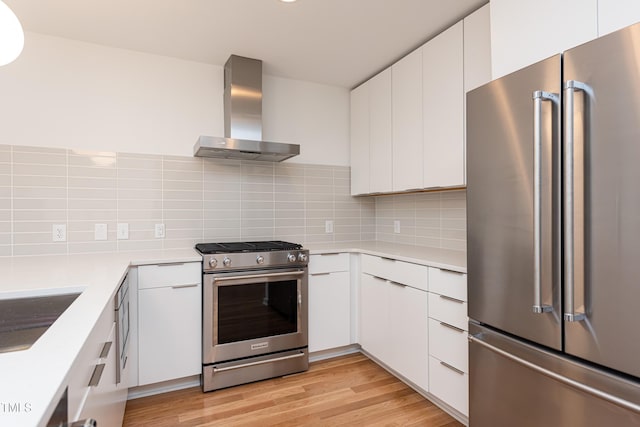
left=138, top=262, right=201, bottom=289
left=309, top=253, right=349, bottom=275
left=361, top=254, right=428, bottom=291
left=429, top=355, right=469, bottom=416
left=428, top=267, right=467, bottom=301
left=428, top=318, right=468, bottom=373
left=428, top=292, right=467, bottom=330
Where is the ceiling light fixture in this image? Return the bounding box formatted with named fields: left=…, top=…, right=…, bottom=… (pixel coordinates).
left=0, top=0, right=24, bottom=66
left=279, top=0, right=298, bottom=3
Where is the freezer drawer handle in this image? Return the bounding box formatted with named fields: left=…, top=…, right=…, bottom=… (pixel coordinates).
left=532, top=90, right=558, bottom=314
left=469, top=334, right=640, bottom=414
left=564, top=80, right=589, bottom=322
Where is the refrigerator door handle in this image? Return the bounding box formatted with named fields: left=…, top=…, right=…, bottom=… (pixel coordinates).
left=564, top=80, right=589, bottom=322
left=468, top=334, right=640, bottom=414
left=532, top=90, right=558, bottom=314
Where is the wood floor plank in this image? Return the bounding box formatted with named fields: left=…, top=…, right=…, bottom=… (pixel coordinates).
left=123, top=353, right=464, bottom=427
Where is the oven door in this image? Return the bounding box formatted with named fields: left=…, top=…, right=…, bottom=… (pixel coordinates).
left=203, top=268, right=308, bottom=364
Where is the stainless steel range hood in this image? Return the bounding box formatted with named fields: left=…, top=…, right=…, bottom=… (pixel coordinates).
left=194, top=55, right=300, bottom=162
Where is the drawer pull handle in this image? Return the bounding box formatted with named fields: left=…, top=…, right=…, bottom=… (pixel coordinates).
left=88, top=363, right=106, bottom=387
left=439, top=294, right=465, bottom=304
left=440, top=361, right=465, bottom=376
left=99, top=341, right=112, bottom=359
left=381, top=257, right=396, bottom=262
left=439, top=322, right=465, bottom=333
left=311, top=272, right=331, bottom=277
left=388, top=280, right=407, bottom=288
left=154, top=262, right=188, bottom=267
left=438, top=268, right=465, bottom=275
left=171, top=283, right=199, bottom=289
left=372, top=275, right=387, bottom=282
left=320, top=253, right=341, bottom=256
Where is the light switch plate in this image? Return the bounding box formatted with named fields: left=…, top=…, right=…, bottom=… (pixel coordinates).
left=117, top=223, right=129, bottom=240
left=325, top=220, right=334, bottom=234
left=52, top=224, right=66, bottom=242
left=94, top=223, right=108, bottom=241
left=154, top=223, right=165, bottom=238
left=393, top=220, right=401, bottom=234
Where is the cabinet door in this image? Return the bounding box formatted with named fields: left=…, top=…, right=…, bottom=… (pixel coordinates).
left=138, top=283, right=201, bottom=385
left=392, top=48, right=423, bottom=191
left=423, top=22, right=464, bottom=188
left=388, top=284, right=428, bottom=391
left=309, top=271, right=351, bottom=352
left=598, top=0, right=640, bottom=36
left=490, top=0, right=597, bottom=79
left=78, top=322, right=125, bottom=427
left=359, top=274, right=390, bottom=365
left=369, top=68, right=393, bottom=193
left=464, top=4, right=492, bottom=93
left=350, top=83, right=370, bottom=195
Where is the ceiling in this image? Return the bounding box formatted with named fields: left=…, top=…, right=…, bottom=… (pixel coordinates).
left=4, top=0, right=487, bottom=88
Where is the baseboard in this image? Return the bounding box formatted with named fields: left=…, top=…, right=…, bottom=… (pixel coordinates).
left=127, top=375, right=200, bottom=400
left=309, top=344, right=361, bottom=362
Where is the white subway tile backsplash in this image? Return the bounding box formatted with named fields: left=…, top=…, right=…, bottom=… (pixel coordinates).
left=0, top=144, right=472, bottom=256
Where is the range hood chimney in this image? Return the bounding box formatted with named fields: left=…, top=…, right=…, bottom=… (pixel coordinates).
left=194, top=55, right=300, bottom=162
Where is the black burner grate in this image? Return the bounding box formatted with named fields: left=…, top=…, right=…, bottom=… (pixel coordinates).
left=195, top=240, right=302, bottom=254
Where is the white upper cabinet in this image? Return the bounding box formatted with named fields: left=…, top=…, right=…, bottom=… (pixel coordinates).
left=598, top=0, right=640, bottom=36
left=349, top=8, right=491, bottom=195
left=464, top=4, right=492, bottom=93
left=423, top=21, right=464, bottom=188
left=350, top=83, right=370, bottom=195
left=490, top=0, right=597, bottom=79
left=392, top=48, right=423, bottom=192
left=369, top=68, right=393, bottom=193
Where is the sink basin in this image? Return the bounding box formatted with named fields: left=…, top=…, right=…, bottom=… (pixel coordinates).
left=0, top=292, right=81, bottom=353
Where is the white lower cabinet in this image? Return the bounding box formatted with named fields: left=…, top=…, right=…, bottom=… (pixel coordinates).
left=360, top=274, right=391, bottom=365
left=360, top=255, right=429, bottom=391
left=428, top=267, right=469, bottom=416
left=388, top=283, right=428, bottom=391
left=308, top=253, right=352, bottom=352
left=309, top=271, right=351, bottom=352
left=67, top=296, right=127, bottom=426
left=428, top=356, right=468, bottom=416
left=138, top=262, right=201, bottom=386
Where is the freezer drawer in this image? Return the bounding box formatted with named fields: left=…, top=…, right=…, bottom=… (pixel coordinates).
left=468, top=323, right=640, bottom=427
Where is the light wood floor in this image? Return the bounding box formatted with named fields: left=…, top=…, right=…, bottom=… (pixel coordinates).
left=123, top=353, right=463, bottom=426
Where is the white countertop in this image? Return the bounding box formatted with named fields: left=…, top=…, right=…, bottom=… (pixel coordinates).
left=305, top=241, right=467, bottom=272
left=0, top=249, right=201, bottom=427
left=0, top=242, right=464, bottom=426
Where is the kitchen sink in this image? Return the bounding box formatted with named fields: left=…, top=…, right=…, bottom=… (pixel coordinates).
left=0, top=292, right=81, bottom=353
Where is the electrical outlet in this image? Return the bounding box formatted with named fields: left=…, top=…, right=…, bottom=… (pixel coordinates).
left=325, top=220, right=334, bottom=234
left=94, top=223, right=108, bottom=241
left=117, top=223, right=129, bottom=240
left=52, top=224, right=66, bottom=242
left=393, top=220, right=401, bottom=234
left=154, top=223, right=165, bottom=238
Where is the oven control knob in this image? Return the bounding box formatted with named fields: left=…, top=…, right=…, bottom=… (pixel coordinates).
left=209, top=258, right=218, bottom=268
left=298, top=253, right=308, bottom=262
left=287, top=253, right=296, bottom=263
left=256, top=255, right=264, bottom=265
left=223, top=257, right=232, bottom=267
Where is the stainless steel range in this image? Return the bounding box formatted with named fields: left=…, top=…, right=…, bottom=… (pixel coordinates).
left=195, top=241, right=309, bottom=392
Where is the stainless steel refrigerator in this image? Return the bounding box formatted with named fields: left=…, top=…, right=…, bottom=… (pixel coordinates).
left=467, top=23, right=640, bottom=426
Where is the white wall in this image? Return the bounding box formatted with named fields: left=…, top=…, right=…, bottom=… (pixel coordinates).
left=0, top=32, right=350, bottom=165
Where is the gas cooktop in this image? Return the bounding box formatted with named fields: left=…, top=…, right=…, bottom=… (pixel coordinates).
left=195, top=240, right=303, bottom=255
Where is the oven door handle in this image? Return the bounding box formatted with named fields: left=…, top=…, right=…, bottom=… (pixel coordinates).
left=212, top=270, right=305, bottom=284
left=212, top=351, right=307, bottom=373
